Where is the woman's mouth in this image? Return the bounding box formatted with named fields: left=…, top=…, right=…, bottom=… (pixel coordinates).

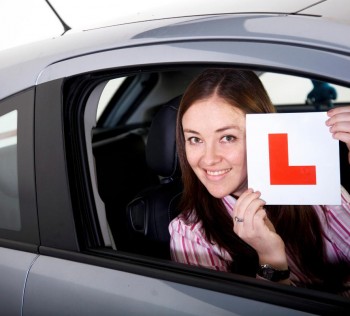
left=206, top=168, right=231, bottom=176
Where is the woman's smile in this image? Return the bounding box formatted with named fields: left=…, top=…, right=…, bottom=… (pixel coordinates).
left=205, top=168, right=232, bottom=177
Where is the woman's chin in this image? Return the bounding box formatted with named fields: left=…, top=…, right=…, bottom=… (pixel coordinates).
left=206, top=188, right=231, bottom=199
left=206, top=185, right=248, bottom=199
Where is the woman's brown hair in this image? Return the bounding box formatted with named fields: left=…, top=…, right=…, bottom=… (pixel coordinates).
left=176, top=68, right=347, bottom=291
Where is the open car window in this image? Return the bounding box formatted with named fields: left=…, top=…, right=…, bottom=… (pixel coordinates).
left=90, top=68, right=350, bottom=251
left=64, top=67, right=350, bottom=313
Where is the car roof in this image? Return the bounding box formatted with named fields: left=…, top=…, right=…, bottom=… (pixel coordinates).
left=61, top=0, right=349, bottom=30
left=0, top=1, right=349, bottom=100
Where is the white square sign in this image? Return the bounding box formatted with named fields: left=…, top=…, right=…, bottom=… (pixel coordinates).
left=246, top=112, right=341, bottom=205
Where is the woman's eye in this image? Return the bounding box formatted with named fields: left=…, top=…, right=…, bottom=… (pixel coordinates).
left=221, top=135, right=236, bottom=143
left=188, top=137, right=202, bottom=144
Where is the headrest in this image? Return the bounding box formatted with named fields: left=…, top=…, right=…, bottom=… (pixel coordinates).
left=146, top=96, right=181, bottom=178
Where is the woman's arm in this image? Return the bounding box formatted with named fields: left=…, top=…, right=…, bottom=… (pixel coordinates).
left=169, top=217, right=230, bottom=272
left=232, top=189, right=291, bottom=284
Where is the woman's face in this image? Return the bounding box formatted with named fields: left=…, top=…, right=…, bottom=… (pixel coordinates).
left=182, top=95, right=248, bottom=198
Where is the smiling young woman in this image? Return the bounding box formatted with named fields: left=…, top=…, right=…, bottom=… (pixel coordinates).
left=169, top=68, right=350, bottom=295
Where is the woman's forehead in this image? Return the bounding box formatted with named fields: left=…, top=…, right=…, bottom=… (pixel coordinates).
left=182, top=97, right=245, bottom=129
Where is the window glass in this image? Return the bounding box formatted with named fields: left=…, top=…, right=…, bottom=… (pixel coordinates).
left=260, top=72, right=350, bottom=107
left=0, top=110, right=20, bottom=230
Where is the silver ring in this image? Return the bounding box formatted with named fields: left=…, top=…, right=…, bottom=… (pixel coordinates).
left=234, top=216, right=244, bottom=223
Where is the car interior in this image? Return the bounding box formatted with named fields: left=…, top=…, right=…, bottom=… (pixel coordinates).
left=87, top=67, right=350, bottom=263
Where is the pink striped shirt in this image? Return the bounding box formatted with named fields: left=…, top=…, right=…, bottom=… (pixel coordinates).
left=169, top=186, right=350, bottom=291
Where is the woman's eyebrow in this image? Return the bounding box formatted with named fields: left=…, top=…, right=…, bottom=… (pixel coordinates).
left=183, top=128, right=200, bottom=134
left=215, top=125, right=243, bottom=133
left=183, top=125, right=243, bottom=134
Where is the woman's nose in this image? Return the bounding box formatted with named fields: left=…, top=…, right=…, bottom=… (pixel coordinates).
left=202, top=144, right=221, bottom=165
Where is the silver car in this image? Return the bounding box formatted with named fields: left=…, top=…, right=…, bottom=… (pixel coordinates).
left=0, top=1, right=349, bottom=315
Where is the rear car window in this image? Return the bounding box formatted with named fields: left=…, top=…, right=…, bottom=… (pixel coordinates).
left=0, top=110, right=20, bottom=230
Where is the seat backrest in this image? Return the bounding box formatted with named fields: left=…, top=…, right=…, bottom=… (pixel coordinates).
left=126, top=96, right=183, bottom=259
left=93, top=128, right=160, bottom=250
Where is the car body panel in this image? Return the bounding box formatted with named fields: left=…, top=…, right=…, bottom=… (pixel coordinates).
left=23, top=255, right=314, bottom=316
left=0, top=247, right=38, bottom=316
left=37, top=40, right=350, bottom=89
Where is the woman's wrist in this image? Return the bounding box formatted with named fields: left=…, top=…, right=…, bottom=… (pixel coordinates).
left=256, top=263, right=290, bottom=283
left=256, top=273, right=292, bottom=285
left=258, top=254, right=289, bottom=271
left=257, top=240, right=288, bottom=270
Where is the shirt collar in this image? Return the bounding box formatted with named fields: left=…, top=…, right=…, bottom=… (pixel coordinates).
left=222, top=195, right=236, bottom=217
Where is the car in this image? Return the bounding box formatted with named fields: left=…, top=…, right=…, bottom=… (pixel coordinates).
left=0, top=1, right=350, bottom=315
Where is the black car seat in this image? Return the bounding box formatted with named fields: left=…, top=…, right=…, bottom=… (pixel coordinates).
left=126, top=96, right=183, bottom=259
left=93, top=127, right=160, bottom=251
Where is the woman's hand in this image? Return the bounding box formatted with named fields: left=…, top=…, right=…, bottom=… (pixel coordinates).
left=233, top=189, right=288, bottom=270
left=327, top=106, right=350, bottom=163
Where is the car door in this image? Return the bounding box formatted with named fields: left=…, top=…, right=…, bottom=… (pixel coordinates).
left=24, top=16, right=350, bottom=315
left=24, top=69, right=316, bottom=316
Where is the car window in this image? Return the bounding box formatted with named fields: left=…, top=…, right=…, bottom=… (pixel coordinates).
left=70, top=67, right=350, bottom=308
left=88, top=67, right=350, bottom=248
left=0, top=89, right=39, bottom=245
left=0, top=110, right=20, bottom=231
